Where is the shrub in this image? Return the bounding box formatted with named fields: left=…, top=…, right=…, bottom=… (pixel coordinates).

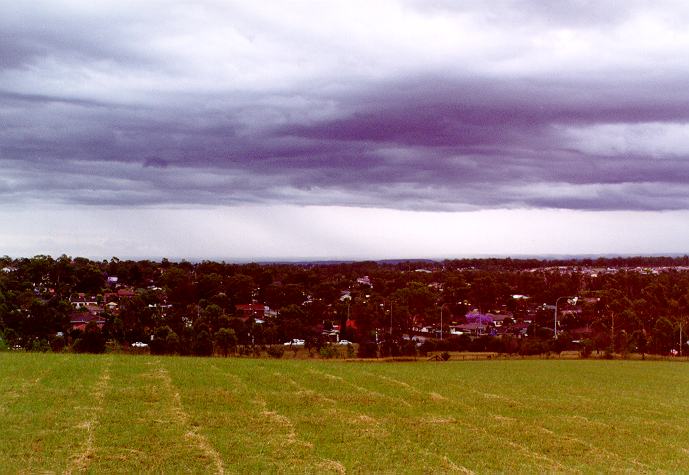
left=319, top=345, right=339, bottom=359
left=519, top=338, right=548, bottom=356
left=73, top=322, right=106, bottom=354
left=151, top=326, right=180, bottom=355
left=579, top=339, right=594, bottom=358
left=30, top=338, right=51, bottom=353
left=603, top=347, right=614, bottom=359
left=49, top=335, right=66, bottom=353
left=357, top=341, right=378, bottom=358
left=266, top=345, right=285, bottom=359
left=400, top=340, right=417, bottom=357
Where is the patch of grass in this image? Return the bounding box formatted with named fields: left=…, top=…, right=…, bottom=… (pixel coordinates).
left=1, top=353, right=689, bottom=473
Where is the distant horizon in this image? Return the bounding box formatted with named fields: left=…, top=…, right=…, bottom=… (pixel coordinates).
left=6, top=252, right=689, bottom=265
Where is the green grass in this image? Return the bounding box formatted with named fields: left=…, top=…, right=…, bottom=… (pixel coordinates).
left=1, top=354, right=688, bottom=473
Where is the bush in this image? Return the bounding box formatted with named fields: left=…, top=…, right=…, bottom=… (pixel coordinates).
left=266, top=345, right=285, bottom=358
left=149, top=327, right=181, bottom=355
left=357, top=341, right=378, bottom=358
left=73, top=323, right=106, bottom=354
left=400, top=340, right=417, bottom=357
left=49, top=335, right=66, bottom=353
left=579, top=339, right=594, bottom=358
left=29, top=338, right=51, bottom=353
left=519, top=338, right=549, bottom=356
left=319, top=345, right=339, bottom=359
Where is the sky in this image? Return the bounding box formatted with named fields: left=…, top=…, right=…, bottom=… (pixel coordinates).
left=3, top=0, right=689, bottom=260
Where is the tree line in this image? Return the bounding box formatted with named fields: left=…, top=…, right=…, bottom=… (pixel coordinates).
left=1, top=254, right=689, bottom=357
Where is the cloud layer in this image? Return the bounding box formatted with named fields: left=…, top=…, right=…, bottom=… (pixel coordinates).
left=4, top=0, right=689, bottom=211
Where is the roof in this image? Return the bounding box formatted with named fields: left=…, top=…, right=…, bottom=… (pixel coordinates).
left=71, top=294, right=98, bottom=303
left=70, top=312, right=106, bottom=324
left=465, top=312, right=494, bottom=324
left=236, top=303, right=266, bottom=312
left=454, top=322, right=485, bottom=331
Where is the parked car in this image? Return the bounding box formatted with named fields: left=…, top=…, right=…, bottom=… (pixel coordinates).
left=131, top=341, right=149, bottom=348
left=283, top=339, right=305, bottom=346
left=338, top=339, right=352, bottom=345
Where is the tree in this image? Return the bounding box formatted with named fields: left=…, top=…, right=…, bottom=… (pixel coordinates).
left=214, top=328, right=237, bottom=357
left=202, top=304, right=224, bottom=332
left=166, top=331, right=180, bottom=354
left=652, top=317, right=674, bottom=354
left=632, top=330, right=648, bottom=359
left=194, top=330, right=213, bottom=356
left=277, top=305, right=305, bottom=343
left=73, top=322, right=106, bottom=353
left=150, top=326, right=179, bottom=355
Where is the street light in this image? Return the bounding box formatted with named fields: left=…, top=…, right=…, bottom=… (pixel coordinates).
left=554, top=296, right=578, bottom=338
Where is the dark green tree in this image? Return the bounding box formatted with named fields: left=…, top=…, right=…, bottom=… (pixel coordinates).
left=214, top=328, right=237, bottom=356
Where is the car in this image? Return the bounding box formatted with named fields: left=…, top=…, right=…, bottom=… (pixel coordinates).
left=131, top=341, right=149, bottom=348
left=338, top=339, right=352, bottom=345
left=283, top=339, right=305, bottom=346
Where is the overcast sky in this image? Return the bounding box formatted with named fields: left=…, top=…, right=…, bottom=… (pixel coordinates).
left=3, top=0, right=689, bottom=260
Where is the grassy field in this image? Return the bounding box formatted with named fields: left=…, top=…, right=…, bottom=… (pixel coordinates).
left=1, top=354, right=688, bottom=473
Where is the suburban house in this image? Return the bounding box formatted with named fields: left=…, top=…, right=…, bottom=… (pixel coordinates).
left=70, top=312, right=106, bottom=331
left=70, top=293, right=98, bottom=309
left=451, top=322, right=489, bottom=335
left=117, top=288, right=136, bottom=298
left=236, top=303, right=271, bottom=321
left=69, top=296, right=106, bottom=331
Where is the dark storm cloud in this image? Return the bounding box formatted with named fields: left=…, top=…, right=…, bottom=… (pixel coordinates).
left=4, top=1, right=689, bottom=212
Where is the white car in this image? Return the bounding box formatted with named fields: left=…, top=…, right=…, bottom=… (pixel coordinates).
left=283, top=339, right=305, bottom=346
left=338, top=340, right=352, bottom=345
left=131, top=341, right=149, bottom=348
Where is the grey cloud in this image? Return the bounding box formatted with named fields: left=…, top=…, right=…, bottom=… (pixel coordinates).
left=142, top=157, right=169, bottom=168
left=4, top=1, right=689, bottom=213
left=405, top=0, right=673, bottom=29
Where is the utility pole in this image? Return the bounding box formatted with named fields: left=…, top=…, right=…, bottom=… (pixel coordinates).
left=554, top=296, right=577, bottom=339
left=440, top=305, right=444, bottom=341
left=610, top=312, right=615, bottom=354
left=680, top=321, right=683, bottom=357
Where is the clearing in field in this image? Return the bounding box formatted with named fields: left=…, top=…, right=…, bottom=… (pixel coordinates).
left=1, top=353, right=688, bottom=473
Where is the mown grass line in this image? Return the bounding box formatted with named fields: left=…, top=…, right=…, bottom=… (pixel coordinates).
left=2, top=354, right=689, bottom=473
left=65, top=356, right=113, bottom=474
left=318, top=362, right=572, bottom=473
left=364, top=360, right=689, bottom=472
left=0, top=354, right=103, bottom=472
left=85, top=356, right=216, bottom=472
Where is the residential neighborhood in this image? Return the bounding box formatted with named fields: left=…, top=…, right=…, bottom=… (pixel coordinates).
left=1, top=255, right=688, bottom=357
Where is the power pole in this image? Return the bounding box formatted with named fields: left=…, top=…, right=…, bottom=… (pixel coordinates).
left=440, top=305, right=444, bottom=340
left=610, top=312, right=615, bottom=354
